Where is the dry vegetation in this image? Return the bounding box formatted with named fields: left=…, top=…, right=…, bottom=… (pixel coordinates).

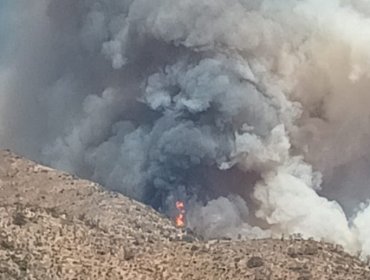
left=0, top=150, right=369, bottom=279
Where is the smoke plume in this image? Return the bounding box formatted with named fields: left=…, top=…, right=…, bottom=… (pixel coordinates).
left=2, top=0, right=370, bottom=256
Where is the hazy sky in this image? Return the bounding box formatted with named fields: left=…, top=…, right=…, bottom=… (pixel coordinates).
left=0, top=0, right=12, bottom=62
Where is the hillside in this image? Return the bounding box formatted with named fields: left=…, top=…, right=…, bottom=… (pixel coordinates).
left=0, top=150, right=369, bottom=279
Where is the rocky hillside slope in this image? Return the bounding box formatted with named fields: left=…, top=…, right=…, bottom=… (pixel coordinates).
left=0, top=149, right=369, bottom=279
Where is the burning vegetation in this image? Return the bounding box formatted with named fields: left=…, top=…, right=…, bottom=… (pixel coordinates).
left=175, top=201, right=186, bottom=228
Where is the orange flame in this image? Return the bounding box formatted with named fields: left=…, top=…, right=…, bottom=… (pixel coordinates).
left=175, top=200, right=186, bottom=228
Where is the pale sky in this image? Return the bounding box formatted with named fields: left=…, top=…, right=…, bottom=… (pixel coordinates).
left=0, top=0, right=13, bottom=62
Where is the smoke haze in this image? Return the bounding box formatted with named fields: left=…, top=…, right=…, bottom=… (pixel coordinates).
left=2, top=0, right=370, bottom=256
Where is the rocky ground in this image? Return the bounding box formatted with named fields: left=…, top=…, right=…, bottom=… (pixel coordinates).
left=0, top=149, right=370, bottom=279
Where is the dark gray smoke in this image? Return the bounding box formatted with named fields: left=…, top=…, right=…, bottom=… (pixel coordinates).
left=2, top=0, right=370, bottom=256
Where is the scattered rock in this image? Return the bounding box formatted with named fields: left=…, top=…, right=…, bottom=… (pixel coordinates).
left=12, top=212, right=27, bottom=227
left=124, top=247, right=135, bottom=261
left=298, top=271, right=312, bottom=280
left=190, top=245, right=199, bottom=252
left=247, top=256, right=264, bottom=268
left=182, top=234, right=196, bottom=243
left=288, top=242, right=318, bottom=258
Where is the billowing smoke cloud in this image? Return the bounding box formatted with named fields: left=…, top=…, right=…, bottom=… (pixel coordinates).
left=2, top=0, right=370, bottom=256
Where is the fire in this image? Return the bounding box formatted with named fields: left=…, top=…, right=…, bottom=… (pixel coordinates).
left=175, top=200, right=186, bottom=228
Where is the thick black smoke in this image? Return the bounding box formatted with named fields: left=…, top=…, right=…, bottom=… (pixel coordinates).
left=2, top=0, right=370, bottom=256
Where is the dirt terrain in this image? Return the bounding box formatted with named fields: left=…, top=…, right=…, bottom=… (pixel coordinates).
left=0, top=149, right=370, bottom=280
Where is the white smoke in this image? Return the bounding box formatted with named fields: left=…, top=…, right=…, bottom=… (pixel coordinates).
left=2, top=0, right=370, bottom=256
